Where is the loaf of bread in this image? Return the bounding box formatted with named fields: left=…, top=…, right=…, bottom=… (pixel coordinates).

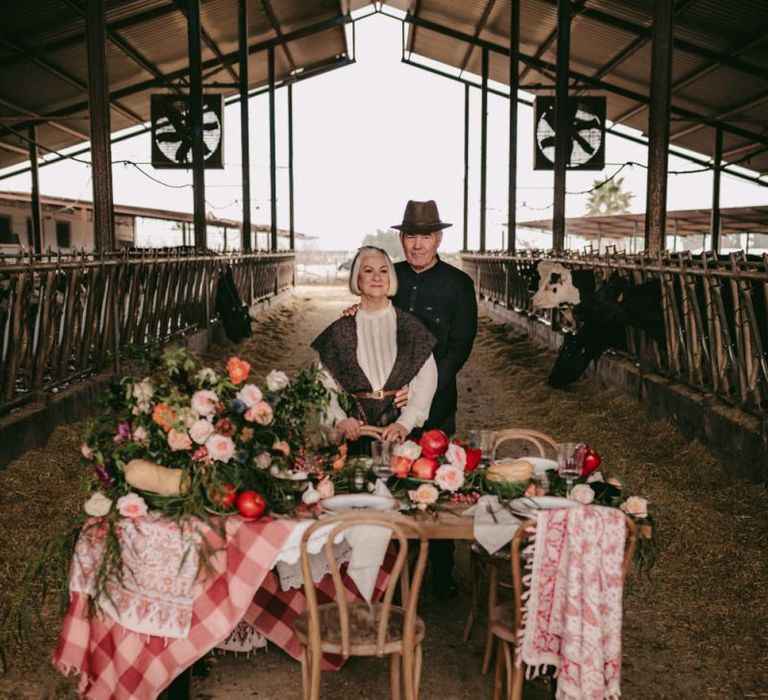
left=487, top=459, right=534, bottom=483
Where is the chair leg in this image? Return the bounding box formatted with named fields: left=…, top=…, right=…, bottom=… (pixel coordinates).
left=510, top=646, right=524, bottom=700
left=308, top=648, right=322, bottom=700
left=299, top=646, right=309, bottom=700
left=402, top=647, right=415, bottom=700
left=481, top=563, right=499, bottom=674
left=502, top=639, right=514, bottom=700
left=413, top=643, right=423, bottom=700
left=492, top=638, right=504, bottom=700
left=463, top=551, right=484, bottom=642
left=390, top=653, right=401, bottom=700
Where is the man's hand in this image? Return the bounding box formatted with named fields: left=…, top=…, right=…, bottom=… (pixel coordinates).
left=335, top=417, right=363, bottom=441
left=380, top=422, right=409, bottom=443
left=341, top=303, right=360, bottom=318
left=394, top=384, right=409, bottom=409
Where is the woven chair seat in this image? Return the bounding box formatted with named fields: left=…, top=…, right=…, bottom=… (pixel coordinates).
left=295, top=601, right=426, bottom=656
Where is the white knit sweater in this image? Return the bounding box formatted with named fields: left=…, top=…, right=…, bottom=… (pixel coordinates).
left=321, top=303, right=437, bottom=432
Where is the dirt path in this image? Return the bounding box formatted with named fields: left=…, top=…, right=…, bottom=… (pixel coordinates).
left=1, top=286, right=766, bottom=699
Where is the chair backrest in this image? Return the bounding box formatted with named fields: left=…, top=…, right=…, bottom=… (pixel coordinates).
left=493, top=428, right=558, bottom=460
left=509, top=511, right=637, bottom=632
left=359, top=425, right=383, bottom=440
left=300, top=511, right=428, bottom=658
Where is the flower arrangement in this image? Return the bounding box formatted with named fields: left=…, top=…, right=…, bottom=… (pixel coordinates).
left=78, top=348, right=333, bottom=522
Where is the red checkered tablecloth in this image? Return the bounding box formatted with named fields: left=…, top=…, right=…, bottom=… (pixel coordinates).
left=53, top=515, right=393, bottom=699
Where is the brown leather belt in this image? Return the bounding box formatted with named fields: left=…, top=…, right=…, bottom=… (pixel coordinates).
left=351, top=389, right=398, bottom=400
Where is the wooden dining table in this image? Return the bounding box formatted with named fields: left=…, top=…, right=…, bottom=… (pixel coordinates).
left=55, top=503, right=480, bottom=700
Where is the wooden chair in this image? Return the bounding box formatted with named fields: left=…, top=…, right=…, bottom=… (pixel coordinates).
left=293, top=511, right=429, bottom=700
left=463, top=429, right=557, bottom=674
left=490, top=514, right=638, bottom=700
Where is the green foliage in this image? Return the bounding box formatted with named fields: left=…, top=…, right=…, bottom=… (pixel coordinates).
left=585, top=176, right=634, bottom=216
left=360, top=230, right=404, bottom=261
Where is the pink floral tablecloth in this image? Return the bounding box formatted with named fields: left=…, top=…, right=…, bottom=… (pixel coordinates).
left=54, top=515, right=392, bottom=700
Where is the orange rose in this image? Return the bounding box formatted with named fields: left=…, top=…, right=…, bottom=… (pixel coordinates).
left=226, top=357, right=251, bottom=384
left=152, top=402, right=176, bottom=432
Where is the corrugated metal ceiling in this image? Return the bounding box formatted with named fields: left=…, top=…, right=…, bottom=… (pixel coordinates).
left=0, top=0, right=766, bottom=179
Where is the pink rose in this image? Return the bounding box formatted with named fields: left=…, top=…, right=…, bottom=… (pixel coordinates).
left=393, top=440, right=422, bottom=460
left=445, top=443, right=467, bottom=470
left=191, top=389, right=218, bottom=417
left=244, top=400, right=273, bottom=426
left=189, top=419, right=214, bottom=444
left=205, top=434, right=235, bottom=463
left=80, top=444, right=94, bottom=459
left=83, top=492, right=112, bottom=517
left=255, top=452, right=272, bottom=470
left=569, top=483, right=595, bottom=505
left=117, top=493, right=148, bottom=519
left=236, top=383, right=263, bottom=408
left=132, top=426, right=149, bottom=445
left=317, top=477, right=335, bottom=499
left=620, top=496, right=649, bottom=519
left=168, top=429, right=193, bottom=452
left=434, top=464, right=465, bottom=493
left=408, top=483, right=439, bottom=510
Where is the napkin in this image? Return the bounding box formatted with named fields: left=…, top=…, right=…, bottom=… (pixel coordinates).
left=343, top=480, right=394, bottom=603
left=472, top=495, right=521, bottom=555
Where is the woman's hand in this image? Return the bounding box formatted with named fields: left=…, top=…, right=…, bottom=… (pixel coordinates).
left=394, top=384, right=409, bottom=409
left=381, top=422, right=409, bottom=443
left=335, top=417, right=364, bottom=441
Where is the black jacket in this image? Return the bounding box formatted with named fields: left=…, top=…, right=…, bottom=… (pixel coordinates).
left=391, top=257, right=477, bottom=435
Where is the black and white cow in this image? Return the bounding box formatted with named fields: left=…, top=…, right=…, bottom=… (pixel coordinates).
left=546, top=272, right=665, bottom=389
left=530, top=260, right=596, bottom=309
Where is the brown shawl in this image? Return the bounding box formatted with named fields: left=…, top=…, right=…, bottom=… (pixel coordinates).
left=311, top=307, right=436, bottom=427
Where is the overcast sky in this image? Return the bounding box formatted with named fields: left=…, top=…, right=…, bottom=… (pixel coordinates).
left=1, top=11, right=766, bottom=251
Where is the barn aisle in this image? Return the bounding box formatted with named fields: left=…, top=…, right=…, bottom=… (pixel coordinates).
left=0, top=286, right=766, bottom=699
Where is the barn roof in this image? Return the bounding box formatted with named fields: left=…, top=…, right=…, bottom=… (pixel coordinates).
left=0, top=1, right=767, bottom=176
left=519, top=205, right=768, bottom=239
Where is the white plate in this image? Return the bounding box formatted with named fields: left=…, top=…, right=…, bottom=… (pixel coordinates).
left=320, top=494, right=397, bottom=514
left=507, top=496, right=579, bottom=517
left=492, top=457, right=556, bottom=475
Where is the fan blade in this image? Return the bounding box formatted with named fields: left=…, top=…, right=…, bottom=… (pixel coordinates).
left=573, top=132, right=596, bottom=155
left=176, top=140, right=191, bottom=163
left=540, top=136, right=556, bottom=150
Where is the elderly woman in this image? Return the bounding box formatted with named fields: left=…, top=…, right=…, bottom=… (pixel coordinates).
left=312, top=246, right=437, bottom=446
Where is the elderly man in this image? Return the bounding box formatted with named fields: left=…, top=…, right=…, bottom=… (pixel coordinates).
left=392, top=200, right=478, bottom=598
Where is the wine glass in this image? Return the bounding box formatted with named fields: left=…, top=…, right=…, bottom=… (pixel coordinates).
left=370, top=440, right=393, bottom=480
left=469, top=429, right=496, bottom=468
left=556, top=442, right=586, bottom=494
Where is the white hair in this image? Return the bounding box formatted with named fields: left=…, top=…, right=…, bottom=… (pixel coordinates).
left=348, top=246, right=398, bottom=297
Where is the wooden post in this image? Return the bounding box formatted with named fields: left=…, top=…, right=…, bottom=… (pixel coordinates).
left=85, top=0, right=115, bottom=252
left=28, top=126, right=43, bottom=254
left=710, top=126, right=723, bottom=253
left=288, top=82, right=295, bottom=251
left=187, top=0, right=207, bottom=249
left=238, top=0, right=252, bottom=251
left=463, top=84, right=470, bottom=251
left=644, top=0, right=674, bottom=253
left=479, top=46, right=488, bottom=253
left=507, top=0, right=520, bottom=254
left=552, top=0, right=571, bottom=252
left=268, top=45, right=277, bottom=252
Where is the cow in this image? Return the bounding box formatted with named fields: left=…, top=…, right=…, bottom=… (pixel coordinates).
left=547, top=273, right=665, bottom=389
left=531, top=260, right=597, bottom=310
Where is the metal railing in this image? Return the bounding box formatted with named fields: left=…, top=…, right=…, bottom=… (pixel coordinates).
left=0, top=249, right=295, bottom=416
left=462, top=250, right=768, bottom=416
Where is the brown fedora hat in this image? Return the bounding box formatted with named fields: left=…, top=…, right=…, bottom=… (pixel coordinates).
left=391, top=199, right=452, bottom=234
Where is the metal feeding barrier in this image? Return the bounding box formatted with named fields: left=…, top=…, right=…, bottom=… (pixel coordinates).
left=0, top=249, right=295, bottom=416
left=461, top=250, right=768, bottom=416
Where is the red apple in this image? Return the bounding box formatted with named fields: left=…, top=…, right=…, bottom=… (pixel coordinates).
left=411, top=457, right=439, bottom=480
left=237, top=490, right=267, bottom=519
left=464, top=448, right=482, bottom=472
left=419, top=430, right=449, bottom=459
left=581, top=445, right=602, bottom=477
left=390, top=455, right=413, bottom=478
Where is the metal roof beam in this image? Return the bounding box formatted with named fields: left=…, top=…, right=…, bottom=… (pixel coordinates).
left=613, top=28, right=768, bottom=126
left=61, top=0, right=185, bottom=93
left=401, top=15, right=768, bottom=150
left=580, top=0, right=700, bottom=86
left=457, top=0, right=499, bottom=75
left=0, top=14, right=352, bottom=144
left=555, top=1, right=768, bottom=81
left=172, top=0, right=240, bottom=83
left=0, top=96, right=88, bottom=140
left=261, top=0, right=298, bottom=73
left=0, top=34, right=145, bottom=128
left=671, top=89, right=768, bottom=141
